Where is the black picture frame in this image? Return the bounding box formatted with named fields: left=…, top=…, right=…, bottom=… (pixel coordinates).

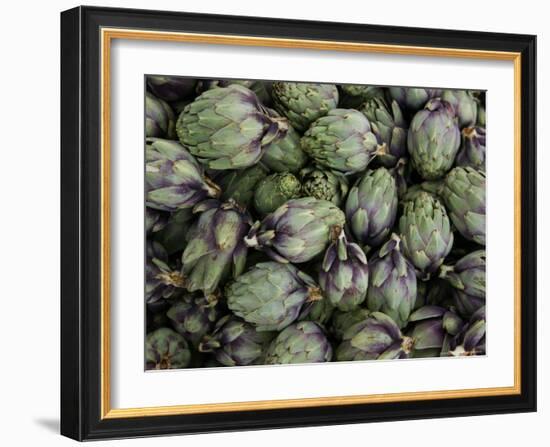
left=61, top=5, right=537, bottom=441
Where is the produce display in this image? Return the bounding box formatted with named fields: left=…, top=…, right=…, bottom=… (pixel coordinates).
left=144, top=76, right=486, bottom=370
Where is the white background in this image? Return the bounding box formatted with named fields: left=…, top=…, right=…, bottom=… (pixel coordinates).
left=0, top=0, right=546, bottom=445
left=111, top=39, right=515, bottom=408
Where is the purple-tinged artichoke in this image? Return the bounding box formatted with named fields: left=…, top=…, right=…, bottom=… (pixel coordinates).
left=440, top=250, right=486, bottom=318
left=408, top=305, right=464, bottom=357
left=301, top=109, right=378, bottom=174
left=298, top=296, right=335, bottom=325
left=441, top=167, right=486, bottom=245
left=182, top=200, right=250, bottom=294
left=216, top=164, right=269, bottom=209
left=145, top=328, right=191, bottom=370
left=147, top=76, right=196, bottom=102
left=145, top=207, right=168, bottom=234
left=361, top=97, right=408, bottom=167
left=399, top=192, right=454, bottom=279
left=407, top=98, right=460, bottom=180
left=272, top=82, right=339, bottom=132
left=261, top=125, right=308, bottom=173
left=253, top=173, right=302, bottom=216
left=199, top=315, right=274, bottom=366
left=330, top=308, right=370, bottom=341
left=245, top=197, right=346, bottom=264
left=336, top=312, right=414, bottom=361
left=300, top=165, right=349, bottom=207
left=145, top=92, right=176, bottom=139
left=319, top=227, right=369, bottom=311
left=448, top=306, right=486, bottom=356
left=345, top=167, right=398, bottom=250
left=265, top=321, right=333, bottom=364
left=146, top=241, right=185, bottom=306
left=167, top=293, right=223, bottom=347
left=456, top=126, right=486, bottom=171
left=145, top=138, right=221, bottom=211
left=388, top=87, right=441, bottom=113
left=227, top=261, right=323, bottom=331
left=366, top=234, right=416, bottom=328
left=176, top=85, right=288, bottom=170
left=196, top=79, right=273, bottom=105
left=441, top=90, right=478, bottom=128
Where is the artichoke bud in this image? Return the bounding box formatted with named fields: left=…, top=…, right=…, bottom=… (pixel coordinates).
left=253, top=173, right=302, bottom=216
left=441, top=90, right=478, bottom=128
left=300, top=166, right=349, bottom=206
left=145, top=92, right=176, bottom=139
left=261, top=125, right=308, bottom=173
left=146, top=328, right=191, bottom=370
left=456, top=126, right=486, bottom=171
left=216, top=164, right=269, bottom=209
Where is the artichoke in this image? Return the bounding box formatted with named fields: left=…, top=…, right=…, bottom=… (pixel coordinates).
left=226, top=261, right=323, bottom=331
left=361, top=97, right=408, bottom=167
left=330, top=308, right=370, bottom=341
left=264, top=321, right=333, bottom=364
left=145, top=328, right=191, bottom=370
left=336, top=312, right=414, bottom=361
left=244, top=197, right=346, bottom=264
left=261, top=125, right=308, bottom=173
left=216, top=164, right=269, bottom=208
left=145, top=92, right=176, bottom=139
left=345, top=167, right=398, bottom=250
left=441, top=90, right=478, bottom=128
left=199, top=315, right=274, bottom=366
left=253, top=173, right=302, bottom=216
left=155, top=208, right=195, bottom=255
left=301, top=109, right=378, bottom=174
left=196, top=79, right=273, bottom=105
left=339, top=85, right=385, bottom=108
left=298, top=297, right=335, bottom=325
left=388, top=87, right=441, bottom=113
left=145, top=138, right=221, bottom=211
left=167, top=293, right=222, bottom=346
left=366, top=234, right=417, bottom=328
left=147, top=76, right=196, bottom=102
left=407, top=98, right=461, bottom=180
left=440, top=250, right=486, bottom=318
left=182, top=200, right=250, bottom=294
left=146, top=241, right=185, bottom=306
left=477, top=103, right=486, bottom=127
left=441, top=167, right=486, bottom=245
left=456, top=126, right=486, bottom=171
left=448, top=306, right=486, bottom=356
left=399, top=192, right=454, bottom=278
left=408, top=305, right=464, bottom=357
left=300, top=165, right=349, bottom=206
left=145, top=207, right=168, bottom=234
left=176, top=85, right=288, bottom=170
left=272, top=82, right=339, bottom=131
left=319, top=227, right=369, bottom=311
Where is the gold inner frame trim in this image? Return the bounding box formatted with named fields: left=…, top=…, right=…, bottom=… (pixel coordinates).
left=100, top=27, right=522, bottom=420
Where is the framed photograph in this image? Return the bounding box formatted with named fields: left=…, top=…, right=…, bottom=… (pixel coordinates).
left=60, top=6, right=536, bottom=441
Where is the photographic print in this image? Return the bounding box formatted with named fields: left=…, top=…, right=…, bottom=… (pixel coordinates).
left=144, top=78, right=486, bottom=370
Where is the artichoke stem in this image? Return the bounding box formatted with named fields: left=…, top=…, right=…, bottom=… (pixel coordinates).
left=205, top=176, right=222, bottom=198
left=330, top=225, right=343, bottom=241
left=438, top=265, right=454, bottom=280
left=307, top=287, right=324, bottom=302
left=156, top=271, right=186, bottom=288
left=243, top=234, right=258, bottom=248
left=401, top=336, right=415, bottom=354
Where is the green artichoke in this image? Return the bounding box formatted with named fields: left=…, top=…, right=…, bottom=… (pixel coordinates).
left=199, top=315, right=274, bottom=366
left=145, top=138, right=221, bottom=211
left=298, top=296, right=335, bottom=325
left=441, top=167, right=486, bottom=245
left=330, top=308, right=370, bottom=341
left=245, top=197, right=346, bottom=264
left=300, top=165, right=349, bottom=206
left=335, top=312, right=414, bottom=361
left=301, top=109, right=378, bottom=174
left=456, top=126, right=486, bottom=171
left=441, top=90, right=478, bottom=128
left=339, top=85, right=385, bottom=108
left=407, top=98, right=460, bottom=180
left=146, top=328, right=191, bottom=370
left=366, top=234, right=417, bottom=328
left=264, top=321, right=333, bottom=364
left=167, top=293, right=222, bottom=346
left=319, top=227, right=369, bottom=311
left=440, top=250, right=485, bottom=317
left=196, top=79, right=273, bottom=105
left=176, top=85, right=288, bottom=170
left=345, top=167, right=398, bottom=250
left=388, top=87, right=441, bottom=113
left=145, top=207, right=168, bottom=234
left=147, top=76, right=196, bottom=102
left=477, top=102, right=486, bottom=127
left=261, top=125, right=308, bottom=173
left=146, top=92, right=176, bottom=139
left=226, top=261, right=323, bottom=331
left=182, top=200, right=250, bottom=294
left=216, top=164, right=269, bottom=208
left=272, top=82, right=339, bottom=131
left=399, top=192, right=454, bottom=278
left=253, top=173, right=302, bottom=216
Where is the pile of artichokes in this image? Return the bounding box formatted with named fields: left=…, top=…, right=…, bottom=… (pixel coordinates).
left=144, top=76, right=486, bottom=370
